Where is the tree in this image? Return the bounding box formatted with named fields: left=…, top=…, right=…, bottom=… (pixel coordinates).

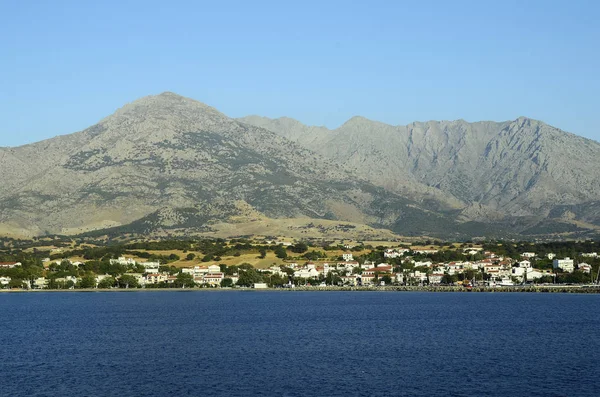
left=220, top=278, right=234, bottom=288
left=274, top=245, right=288, bottom=259
left=441, top=274, right=458, bottom=284
left=380, top=275, right=393, bottom=285
left=303, top=251, right=325, bottom=260
left=267, top=273, right=287, bottom=287
left=258, top=247, right=267, bottom=259
left=290, top=242, right=308, bottom=254
left=118, top=275, right=139, bottom=289
left=237, top=269, right=263, bottom=287
left=98, top=277, right=116, bottom=289
left=8, top=278, right=25, bottom=289
left=174, top=273, right=195, bottom=288
left=186, top=253, right=196, bottom=261
left=78, top=274, right=97, bottom=289
left=238, top=263, right=254, bottom=271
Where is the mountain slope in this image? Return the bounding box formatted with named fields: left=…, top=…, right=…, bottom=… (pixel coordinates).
left=239, top=114, right=600, bottom=231
left=0, top=93, right=465, bottom=238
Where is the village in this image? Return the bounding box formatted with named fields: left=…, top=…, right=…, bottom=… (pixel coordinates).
left=1, top=239, right=598, bottom=290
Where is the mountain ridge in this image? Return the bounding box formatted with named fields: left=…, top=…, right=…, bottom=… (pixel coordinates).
left=0, top=92, right=470, bottom=239
left=1, top=92, right=598, bottom=240
left=238, top=109, right=600, bottom=230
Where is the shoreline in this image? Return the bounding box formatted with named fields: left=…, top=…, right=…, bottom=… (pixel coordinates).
left=2, top=285, right=600, bottom=293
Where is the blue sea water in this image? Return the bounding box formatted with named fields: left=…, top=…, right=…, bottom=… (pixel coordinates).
left=0, top=291, right=599, bottom=397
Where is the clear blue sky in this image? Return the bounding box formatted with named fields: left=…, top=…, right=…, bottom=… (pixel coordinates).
left=1, top=0, right=599, bottom=146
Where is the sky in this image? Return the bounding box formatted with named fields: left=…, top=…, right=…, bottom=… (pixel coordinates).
left=1, top=0, right=599, bottom=146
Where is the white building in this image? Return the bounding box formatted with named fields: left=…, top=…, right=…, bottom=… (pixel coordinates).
left=521, top=252, right=536, bottom=258
left=32, top=277, right=48, bottom=289
left=207, top=264, right=221, bottom=273
left=414, top=261, right=433, bottom=268
left=294, top=265, right=319, bottom=279
left=203, top=273, right=224, bottom=286
left=342, top=252, right=354, bottom=261
left=145, top=273, right=168, bottom=284
left=553, top=258, right=575, bottom=273
left=518, top=260, right=532, bottom=268
left=578, top=263, right=592, bottom=273
left=0, top=262, right=21, bottom=269
left=428, top=273, right=444, bottom=284
left=110, top=257, right=136, bottom=266
left=139, top=262, right=161, bottom=273
left=384, top=249, right=409, bottom=259
left=547, top=253, right=556, bottom=260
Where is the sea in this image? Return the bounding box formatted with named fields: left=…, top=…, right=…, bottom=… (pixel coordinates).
left=0, top=291, right=598, bottom=397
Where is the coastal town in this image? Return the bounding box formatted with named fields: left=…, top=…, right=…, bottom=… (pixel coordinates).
left=1, top=237, right=598, bottom=291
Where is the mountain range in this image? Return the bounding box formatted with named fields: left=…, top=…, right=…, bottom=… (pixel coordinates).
left=1, top=92, right=599, bottom=240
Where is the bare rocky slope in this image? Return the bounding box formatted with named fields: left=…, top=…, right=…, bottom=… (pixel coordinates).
left=239, top=114, right=600, bottom=236
left=1, top=92, right=597, bottom=240
left=0, top=93, right=469, bottom=239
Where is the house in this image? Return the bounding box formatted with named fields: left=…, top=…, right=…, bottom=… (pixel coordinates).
left=360, top=274, right=376, bottom=285
left=139, top=262, right=161, bottom=273
left=513, top=267, right=545, bottom=281
left=55, top=276, right=78, bottom=288
left=581, top=252, right=598, bottom=258
left=228, top=274, right=239, bottom=285
left=267, top=266, right=288, bottom=277
left=521, top=252, right=536, bottom=258
left=131, top=273, right=146, bottom=286
left=518, top=260, right=532, bottom=268
left=0, top=262, right=22, bottom=269
left=341, top=274, right=358, bottom=286
left=0, top=276, right=11, bottom=286
left=553, top=258, right=575, bottom=273
left=32, top=277, right=48, bottom=289
left=189, top=266, right=210, bottom=276
left=394, top=273, right=404, bottom=284
left=145, top=273, right=168, bottom=284
left=342, top=252, right=354, bottom=261
left=414, top=261, right=433, bottom=268
left=486, top=269, right=501, bottom=281
left=578, top=263, right=592, bottom=273
left=203, top=273, right=224, bottom=286
left=315, top=264, right=332, bottom=275
left=336, top=261, right=359, bottom=270
left=483, top=264, right=501, bottom=274
left=428, top=273, right=444, bottom=284
left=414, top=270, right=428, bottom=281
left=362, top=265, right=392, bottom=276
left=166, top=276, right=178, bottom=284
left=294, top=265, right=319, bottom=279
left=547, top=253, right=556, bottom=260
left=110, top=257, right=136, bottom=266
left=384, top=249, right=408, bottom=258
left=207, top=264, right=221, bottom=273
left=413, top=249, right=438, bottom=255
left=484, top=251, right=496, bottom=259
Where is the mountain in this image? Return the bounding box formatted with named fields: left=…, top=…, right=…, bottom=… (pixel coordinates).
left=0, top=92, right=468, bottom=239
left=238, top=114, right=600, bottom=236
left=1, top=92, right=597, bottom=240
